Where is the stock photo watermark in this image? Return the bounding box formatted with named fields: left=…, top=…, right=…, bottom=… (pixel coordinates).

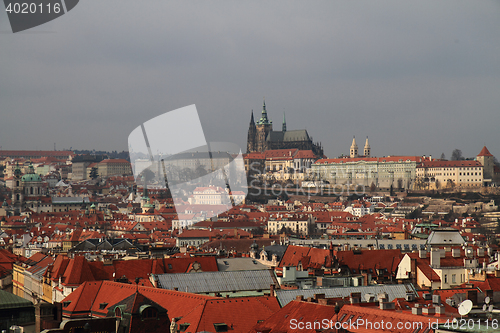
left=3, top=0, right=79, bottom=32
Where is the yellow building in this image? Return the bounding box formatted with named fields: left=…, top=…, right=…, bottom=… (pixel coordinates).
left=96, top=159, right=132, bottom=178
left=415, top=160, right=483, bottom=189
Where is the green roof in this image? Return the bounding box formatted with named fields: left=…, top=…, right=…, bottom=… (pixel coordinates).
left=21, top=173, right=42, bottom=182
left=0, top=290, right=33, bottom=309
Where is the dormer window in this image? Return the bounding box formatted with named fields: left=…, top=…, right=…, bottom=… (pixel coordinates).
left=63, top=301, right=71, bottom=308
left=214, top=323, right=229, bottom=332
left=141, top=306, right=158, bottom=320
left=99, top=303, right=108, bottom=310
left=179, top=323, right=190, bottom=332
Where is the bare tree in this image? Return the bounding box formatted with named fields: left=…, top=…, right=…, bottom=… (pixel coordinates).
left=451, top=149, right=464, bottom=161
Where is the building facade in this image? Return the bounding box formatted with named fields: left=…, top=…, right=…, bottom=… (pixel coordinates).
left=313, top=156, right=425, bottom=190
left=415, top=160, right=484, bottom=189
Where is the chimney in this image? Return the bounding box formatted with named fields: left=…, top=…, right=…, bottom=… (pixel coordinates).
left=423, top=307, right=435, bottom=315
left=379, top=302, right=395, bottom=310
left=452, top=248, right=460, bottom=258
left=318, top=298, right=329, bottom=306
left=270, top=284, right=275, bottom=297
left=377, top=292, right=388, bottom=303
left=478, top=248, right=485, bottom=257
left=466, top=290, right=478, bottom=305
left=430, top=249, right=440, bottom=268
left=435, top=305, right=445, bottom=316
left=419, top=250, right=427, bottom=259
left=412, top=305, right=422, bottom=315
left=296, top=295, right=304, bottom=301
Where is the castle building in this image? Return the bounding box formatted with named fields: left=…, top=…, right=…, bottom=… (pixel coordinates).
left=247, top=100, right=323, bottom=157
left=475, top=146, right=500, bottom=185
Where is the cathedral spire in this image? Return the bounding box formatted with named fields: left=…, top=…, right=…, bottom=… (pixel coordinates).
left=258, top=98, right=271, bottom=125
left=250, top=110, right=255, bottom=125
left=282, top=112, right=287, bottom=132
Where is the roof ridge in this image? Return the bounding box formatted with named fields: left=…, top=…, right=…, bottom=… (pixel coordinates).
left=88, top=280, right=105, bottom=312
left=186, top=298, right=209, bottom=332
left=255, top=296, right=275, bottom=313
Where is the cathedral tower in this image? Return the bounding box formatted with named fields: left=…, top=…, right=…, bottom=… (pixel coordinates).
left=255, top=100, right=273, bottom=152
left=364, top=137, right=371, bottom=157
left=350, top=136, right=358, bottom=158
left=246, top=110, right=256, bottom=153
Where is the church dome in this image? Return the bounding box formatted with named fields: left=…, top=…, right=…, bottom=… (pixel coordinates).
left=21, top=173, right=42, bottom=182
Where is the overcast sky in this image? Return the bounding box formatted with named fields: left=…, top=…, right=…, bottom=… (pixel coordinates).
left=1, top=1, right=499, bottom=160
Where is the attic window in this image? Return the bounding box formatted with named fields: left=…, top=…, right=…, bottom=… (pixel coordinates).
left=142, top=307, right=158, bottom=320
left=63, top=301, right=71, bottom=308
left=339, top=314, right=347, bottom=322
left=99, top=303, right=108, bottom=310
left=168, top=264, right=173, bottom=269
left=213, top=323, right=228, bottom=332
left=179, top=323, right=190, bottom=332
left=223, top=261, right=229, bottom=265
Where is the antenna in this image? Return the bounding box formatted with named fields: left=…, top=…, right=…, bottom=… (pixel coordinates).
left=458, top=300, right=473, bottom=316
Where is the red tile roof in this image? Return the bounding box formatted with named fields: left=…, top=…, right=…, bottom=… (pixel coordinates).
left=478, top=146, right=493, bottom=157
left=418, top=160, right=483, bottom=168
left=99, top=159, right=131, bottom=164
left=250, top=300, right=337, bottom=333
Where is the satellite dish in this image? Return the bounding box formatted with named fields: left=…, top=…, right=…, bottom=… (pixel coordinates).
left=485, top=297, right=491, bottom=304
left=489, top=305, right=494, bottom=312
left=483, top=304, right=487, bottom=311
left=458, top=300, right=473, bottom=316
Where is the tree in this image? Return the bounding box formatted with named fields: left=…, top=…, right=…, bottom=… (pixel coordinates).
left=435, top=179, right=440, bottom=190
left=440, top=153, right=446, bottom=160
left=370, top=182, right=376, bottom=192
left=451, top=149, right=464, bottom=161
left=89, top=167, right=99, bottom=180
left=195, top=164, right=208, bottom=178
left=139, top=168, right=155, bottom=183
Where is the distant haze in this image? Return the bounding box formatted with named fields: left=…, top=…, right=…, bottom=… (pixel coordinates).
left=1, top=1, right=499, bottom=160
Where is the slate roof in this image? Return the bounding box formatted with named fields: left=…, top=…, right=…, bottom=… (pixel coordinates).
left=275, top=284, right=417, bottom=307
left=155, top=270, right=277, bottom=294
left=0, top=289, right=33, bottom=309
left=267, top=130, right=310, bottom=143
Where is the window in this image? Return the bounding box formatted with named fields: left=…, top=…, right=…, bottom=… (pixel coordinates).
left=99, top=303, right=108, bottom=310
left=444, top=275, right=448, bottom=284
left=213, top=323, right=228, bottom=332
left=452, top=274, right=456, bottom=284
left=179, top=323, right=190, bottom=332
left=142, top=307, right=158, bottom=319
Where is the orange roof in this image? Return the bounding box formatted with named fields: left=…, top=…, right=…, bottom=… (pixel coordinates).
left=478, top=146, right=493, bottom=157
left=99, top=159, right=131, bottom=164
left=316, top=156, right=424, bottom=164
left=418, top=160, right=482, bottom=168
left=250, top=300, right=337, bottom=333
